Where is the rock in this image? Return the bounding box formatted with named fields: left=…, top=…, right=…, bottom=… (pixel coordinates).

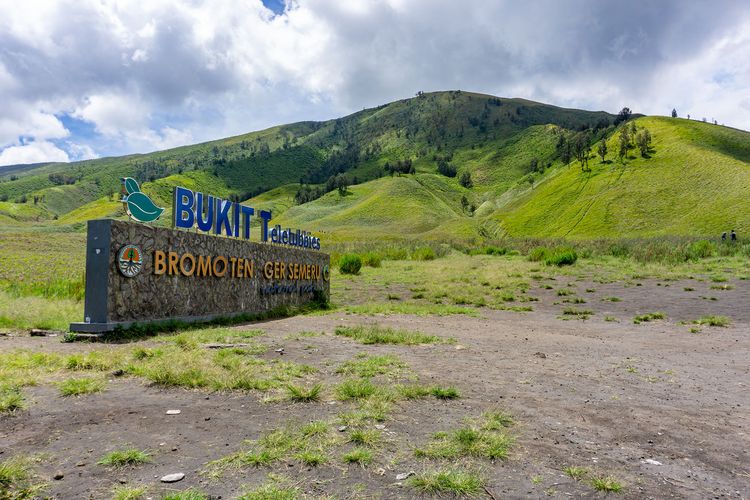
left=375, top=467, right=386, bottom=476
left=76, top=462, right=86, bottom=467
left=111, top=369, right=125, bottom=377
left=275, top=348, right=284, bottom=354
left=534, top=352, right=547, bottom=359
left=642, top=459, right=663, bottom=466
left=53, top=471, right=64, bottom=480
left=160, top=473, right=185, bottom=483
left=337, top=425, right=348, bottom=432
left=166, top=410, right=181, bottom=415
left=374, top=424, right=386, bottom=430
left=396, top=471, right=415, bottom=480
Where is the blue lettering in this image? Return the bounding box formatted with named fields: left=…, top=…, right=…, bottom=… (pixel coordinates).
left=260, top=210, right=272, bottom=241
left=173, top=186, right=195, bottom=229
left=215, top=198, right=232, bottom=236
left=196, top=192, right=214, bottom=232
left=241, top=205, right=254, bottom=239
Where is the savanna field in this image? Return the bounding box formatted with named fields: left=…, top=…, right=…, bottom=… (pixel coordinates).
left=1, top=92, right=749, bottom=498
left=1, top=232, right=749, bottom=498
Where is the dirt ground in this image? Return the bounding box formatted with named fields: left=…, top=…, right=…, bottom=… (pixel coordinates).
left=1, top=276, right=749, bottom=499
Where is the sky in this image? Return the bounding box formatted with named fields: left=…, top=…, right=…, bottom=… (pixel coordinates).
left=1, top=0, right=749, bottom=166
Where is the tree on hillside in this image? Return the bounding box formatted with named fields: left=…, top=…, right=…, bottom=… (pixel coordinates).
left=597, top=140, right=608, bottom=162
left=573, top=131, right=592, bottom=171
left=671, top=108, right=678, bottom=118
left=459, top=171, right=473, bottom=188
left=614, top=107, right=632, bottom=125
left=528, top=157, right=539, bottom=173
left=335, top=173, right=350, bottom=195
left=618, top=128, right=630, bottom=162
left=635, top=129, right=652, bottom=157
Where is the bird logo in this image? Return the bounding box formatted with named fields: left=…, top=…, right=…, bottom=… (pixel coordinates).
left=121, top=177, right=164, bottom=223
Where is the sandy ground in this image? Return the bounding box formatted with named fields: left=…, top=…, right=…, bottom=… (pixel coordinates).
left=1, top=277, right=749, bottom=499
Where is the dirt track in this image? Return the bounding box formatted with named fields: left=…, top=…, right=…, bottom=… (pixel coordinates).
left=2, top=278, right=749, bottom=499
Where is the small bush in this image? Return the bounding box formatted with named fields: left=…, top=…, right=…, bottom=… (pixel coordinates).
left=527, top=247, right=549, bottom=262
left=362, top=252, right=382, bottom=268
left=590, top=476, right=623, bottom=493
left=58, top=377, right=105, bottom=397
left=411, top=246, right=436, bottom=261
left=687, top=240, right=716, bottom=259
left=544, top=247, right=578, bottom=266
left=339, top=254, right=362, bottom=275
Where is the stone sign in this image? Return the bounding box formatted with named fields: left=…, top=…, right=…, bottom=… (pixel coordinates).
left=70, top=219, right=330, bottom=333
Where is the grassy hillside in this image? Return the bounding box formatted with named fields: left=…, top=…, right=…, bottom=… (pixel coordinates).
left=0, top=91, right=613, bottom=225
left=494, top=117, right=750, bottom=237
left=2, top=92, right=748, bottom=243
left=277, top=174, right=478, bottom=242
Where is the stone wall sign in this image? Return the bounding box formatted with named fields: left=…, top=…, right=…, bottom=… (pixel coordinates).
left=70, top=218, right=330, bottom=333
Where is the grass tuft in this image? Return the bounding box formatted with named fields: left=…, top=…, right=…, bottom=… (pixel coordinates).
left=0, top=386, right=25, bottom=413
left=335, top=379, right=378, bottom=400
left=633, top=311, right=666, bottom=324
left=408, top=469, right=483, bottom=495
left=98, top=449, right=151, bottom=467
left=590, top=476, right=624, bottom=493
left=111, top=485, right=148, bottom=500
left=693, top=315, right=730, bottom=327
left=334, top=325, right=453, bottom=345
left=58, top=377, right=105, bottom=397
left=563, top=466, right=589, bottom=480
left=284, top=383, right=323, bottom=402
left=237, top=483, right=299, bottom=500
left=342, top=448, right=373, bottom=465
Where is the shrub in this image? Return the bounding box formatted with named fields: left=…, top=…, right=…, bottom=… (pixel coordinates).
left=339, top=254, right=362, bottom=275
left=411, top=247, right=436, bottom=261
left=527, top=247, right=549, bottom=262
left=362, top=252, right=382, bottom=268
left=687, top=240, right=716, bottom=260
left=544, top=247, right=578, bottom=266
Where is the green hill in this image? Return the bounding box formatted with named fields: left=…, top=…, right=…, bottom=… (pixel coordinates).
left=0, top=91, right=612, bottom=222
left=1, top=91, right=748, bottom=242
left=493, top=117, right=750, bottom=238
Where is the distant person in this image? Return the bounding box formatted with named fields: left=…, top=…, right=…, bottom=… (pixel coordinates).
left=721, top=231, right=727, bottom=241
left=731, top=230, right=737, bottom=242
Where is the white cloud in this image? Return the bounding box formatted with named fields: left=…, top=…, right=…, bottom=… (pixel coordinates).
left=0, top=141, right=69, bottom=166
left=73, top=92, right=150, bottom=137
left=0, top=0, right=749, bottom=164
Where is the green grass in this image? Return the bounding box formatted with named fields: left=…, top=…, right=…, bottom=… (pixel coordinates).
left=335, top=379, right=379, bottom=400
left=408, top=469, right=484, bottom=495
left=590, top=476, right=624, bottom=493
left=161, top=490, right=208, bottom=500
left=693, top=315, right=730, bottom=327
left=111, top=485, right=148, bottom=500
left=348, top=429, right=381, bottom=447
left=563, top=466, right=589, bottom=480
left=430, top=386, right=460, bottom=399
left=0, top=456, right=45, bottom=498
left=284, top=383, right=323, bottom=402
left=496, top=117, right=750, bottom=238
left=334, top=325, right=452, bottom=345
left=342, top=448, right=373, bottom=465
left=415, top=411, right=515, bottom=460
left=237, top=483, right=299, bottom=500
left=58, top=377, right=105, bottom=396
left=336, top=354, right=407, bottom=378
left=98, top=449, right=151, bottom=467
left=0, top=386, right=25, bottom=413
left=633, top=312, right=666, bottom=324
